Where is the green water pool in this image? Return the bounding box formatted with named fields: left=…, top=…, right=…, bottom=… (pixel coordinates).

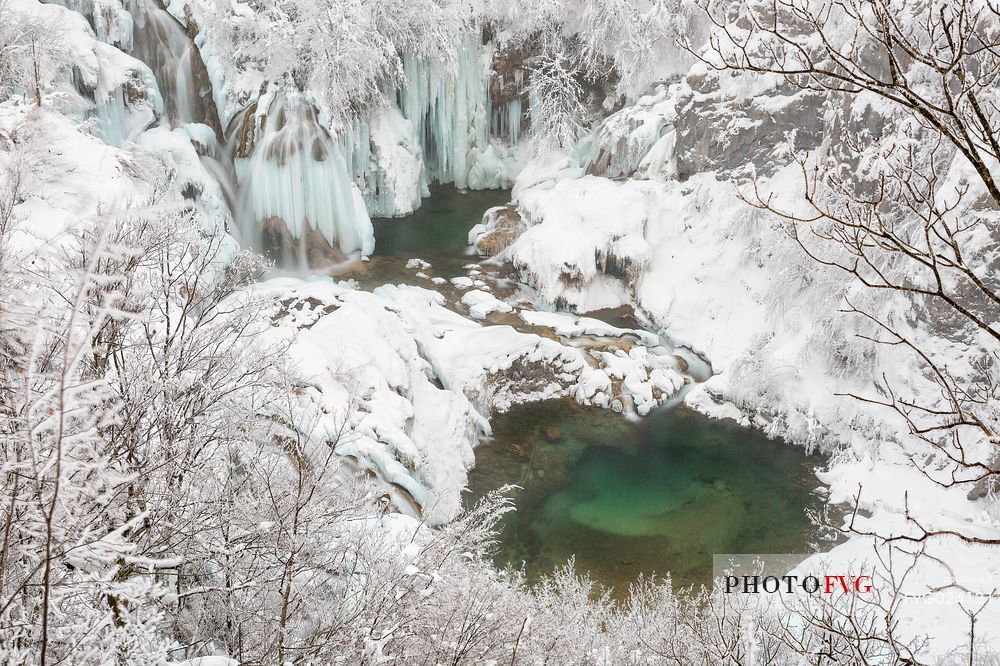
left=372, top=185, right=511, bottom=260
left=466, top=400, right=826, bottom=595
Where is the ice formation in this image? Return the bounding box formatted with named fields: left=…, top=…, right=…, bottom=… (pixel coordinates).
left=396, top=37, right=491, bottom=190
left=336, top=35, right=528, bottom=217
left=338, top=106, right=425, bottom=218
left=24, top=0, right=163, bottom=147
left=235, top=92, right=375, bottom=261
left=574, top=83, right=679, bottom=179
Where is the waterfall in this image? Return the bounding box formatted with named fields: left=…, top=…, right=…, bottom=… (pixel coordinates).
left=117, top=7, right=528, bottom=265
left=126, top=0, right=214, bottom=131
left=234, top=92, right=375, bottom=267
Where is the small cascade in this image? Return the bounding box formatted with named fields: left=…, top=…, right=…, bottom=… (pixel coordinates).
left=234, top=93, right=374, bottom=268
left=126, top=0, right=221, bottom=134
left=119, top=0, right=245, bottom=235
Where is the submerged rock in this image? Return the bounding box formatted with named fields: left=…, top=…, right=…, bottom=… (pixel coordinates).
left=541, top=424, right=563, bottom=443
left=259, top=215, right=350, bottom=268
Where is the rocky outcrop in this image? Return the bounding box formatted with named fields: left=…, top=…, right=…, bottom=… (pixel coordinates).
left=468, top=205, right=525, bottom=256
left=673, top=69, right=825, bottom=181
left=259, top=215, right=349, bottom=267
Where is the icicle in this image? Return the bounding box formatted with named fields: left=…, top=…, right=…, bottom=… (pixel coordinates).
left=337, top=108, right=424, bottom=217
left=336, top=33, right=530, bottom=211
left=93, top=63, right=162, bottom=147
left=507, top=97, right=522, bottom=145
left=395, top=34, right=490, bottom=189
left=509, top=69, right=525, bottom=145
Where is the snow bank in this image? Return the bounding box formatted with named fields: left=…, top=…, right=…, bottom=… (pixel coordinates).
left=502, top=175, right=655, bottom=311
left=461, top=289, right=513, bottom=319
left=0, top=103, right=156, bottom=252
left=256, top=277, right=690, bottom=520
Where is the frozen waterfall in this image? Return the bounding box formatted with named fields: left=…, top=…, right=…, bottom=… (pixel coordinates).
left=235, top=93, right=375, bottom=266
left=396, top=37, right=491, bottom=191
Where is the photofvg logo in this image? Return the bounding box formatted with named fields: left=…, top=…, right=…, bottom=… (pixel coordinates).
left=714, top=554, right=873, bottom=596
left=724, top=572, right=873, bottom=595
left=714, top=553, right=1000, bottom=610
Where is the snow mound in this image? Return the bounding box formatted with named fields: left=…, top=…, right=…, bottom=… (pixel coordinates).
left=461, top=289, right=513, bottom=319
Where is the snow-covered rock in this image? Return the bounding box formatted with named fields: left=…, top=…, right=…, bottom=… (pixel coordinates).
left=468, top=205, right=525, bottom=257
left=9, top=0, right=162, bottom=146
left=502, top=175, right=655, bottom=311
left=461, top=289, right=513, bottom=319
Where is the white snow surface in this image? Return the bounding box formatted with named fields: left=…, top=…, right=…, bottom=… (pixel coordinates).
left=461, top=289, right=513, bottom=319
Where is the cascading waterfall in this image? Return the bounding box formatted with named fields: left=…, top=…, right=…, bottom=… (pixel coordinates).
left=120, top=0, right=245, bottom=235
left=120, top=8, right=531, bottom=266
left=125, top=0, right=213, bottom=130
left=235, top=92, right=375, bottom=267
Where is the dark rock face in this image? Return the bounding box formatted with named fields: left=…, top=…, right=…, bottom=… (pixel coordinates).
left=259, top=215, right=349, bottom=268
left=673, top=70, right=825, bottom=181
left=490, top=47, right=529, bottom=107
left=232, top=101, right=258, bottom=159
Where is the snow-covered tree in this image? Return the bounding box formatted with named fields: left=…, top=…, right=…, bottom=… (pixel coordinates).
left=695, top=0, right=1000, bottom=532
left=528, top=52, right=588, bottom=152
left=0, top=1, right=67, bottom=105
left=0, top=212, right=172, bottom=664
left=204, top=0, right=468, bottom=121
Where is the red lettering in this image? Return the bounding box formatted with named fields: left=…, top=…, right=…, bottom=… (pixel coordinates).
left=823, top=575, right=849, bottom=593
